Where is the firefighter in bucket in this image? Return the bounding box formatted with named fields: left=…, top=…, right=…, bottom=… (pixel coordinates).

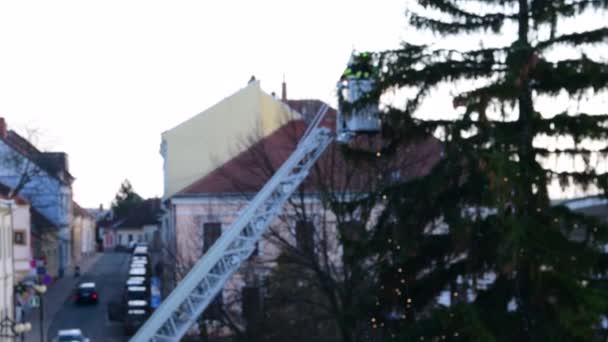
left=337, top=51, right=381, bottom=143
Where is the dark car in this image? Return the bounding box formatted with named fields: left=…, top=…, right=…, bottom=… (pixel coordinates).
left=124, top=308, right=148, bottom=336
left=53, top=329, right=90, bottom=342
left=124, top=300, right=150, bottom=335
left=125, top=286, right=148, bottom=301
left=74, top=282, right=98, bottom=304
left=128, top=265, right=148, bottom=278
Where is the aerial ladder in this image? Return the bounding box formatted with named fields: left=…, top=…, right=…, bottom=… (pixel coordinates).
left=130, top=52, right=381, bottom=342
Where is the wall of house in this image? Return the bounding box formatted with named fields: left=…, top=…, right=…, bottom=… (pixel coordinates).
left=81, top=216, right=95, bottom=255
left=0, top=202, right=14, bottom=322
left=38, top=231, right=60, bottom=279
left=11, top=203, right=32, bottom=281
left=160, top=81, right=300, bottom=198
left=100, top=227, right=116, bottom=249
left=167, top=196, right=349, bottom=335
left=0, top=139, right=73, bottom=274
left=116, top=228, right=145, bottom=247
left=142, top=224, right=159, bottom=244
left=71, top=216, right=83, bottom=263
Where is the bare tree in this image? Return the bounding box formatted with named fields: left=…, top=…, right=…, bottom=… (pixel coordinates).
left=186, top=110, right=443, bottom=342
left=0, top=125, right=72, bottom=273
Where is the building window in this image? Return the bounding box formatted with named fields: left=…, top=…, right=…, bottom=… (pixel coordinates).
left=203, top=293, right=223, bottom=321
left=203, top=222, right=222, bottom=255
left=242, top=286, right=263, bottom=322
left=339, top=220, right=365, bottom=259
left=128, top=234, right=133, bottom=242
left=14, top=231, right=26, bottom=245
left=295, top=220, right=314, bottom=253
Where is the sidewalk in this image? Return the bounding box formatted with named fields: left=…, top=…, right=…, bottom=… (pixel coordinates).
left=23, top=252, right=102, bottom=342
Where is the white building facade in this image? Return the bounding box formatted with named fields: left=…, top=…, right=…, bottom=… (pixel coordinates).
left=0, top=201, right=15, bottom=334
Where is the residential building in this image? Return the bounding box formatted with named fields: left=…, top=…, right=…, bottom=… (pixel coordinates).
left=160, top=99, right=442, bottom=336
left=71, top=202, right=96, bottom=264
left=0, top=200, right=14, bottom=331
left=0, top=118, right=74, bottom=278
left=0, top=184, right=32, bottom=282
left=98, top=214, right=117, bottom=250
left=111, top=198, right=162, bottom=248
left=160, top=80, right=302, bottom=199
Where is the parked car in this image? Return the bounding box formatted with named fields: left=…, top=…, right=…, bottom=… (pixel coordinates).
left=129, top=266, right=148, bottom=278
left=74, top=282, right=98, bottom=304
left=126, top=276, right=146, bottom=287
left=128, top=240, right=138, bottom=251
left=52, top=329, right=90, bottom=342
left=125, top=286, right=148, bottom=301
left=133, top=246, right=149, bottom=258
left=124, top=307, right=149, bottom=336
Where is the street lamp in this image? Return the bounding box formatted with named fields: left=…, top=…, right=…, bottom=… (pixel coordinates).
left=33, top=284, right=47, bottom=342
left=0, top=314, right=32, bottom=338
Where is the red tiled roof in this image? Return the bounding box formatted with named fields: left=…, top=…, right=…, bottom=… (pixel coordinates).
left=176, top=102, right=443, bottom=196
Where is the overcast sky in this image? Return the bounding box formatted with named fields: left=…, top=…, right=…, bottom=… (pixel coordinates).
left=1, top=2, right=604, bottom=208
left=0, top=0, right=407, bottom=208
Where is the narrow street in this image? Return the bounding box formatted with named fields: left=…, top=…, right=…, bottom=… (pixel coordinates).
left=47, top=252, right=131, bottom=341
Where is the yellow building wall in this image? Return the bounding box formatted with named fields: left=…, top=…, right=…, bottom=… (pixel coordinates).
left=161, top=81, right=300, bottom=198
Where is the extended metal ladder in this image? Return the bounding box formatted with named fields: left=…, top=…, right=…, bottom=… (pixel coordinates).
left=130, top=105, right=333, bottom=341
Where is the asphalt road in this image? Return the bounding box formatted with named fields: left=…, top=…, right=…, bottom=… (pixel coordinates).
left=48, top=252, right=131, bottom=342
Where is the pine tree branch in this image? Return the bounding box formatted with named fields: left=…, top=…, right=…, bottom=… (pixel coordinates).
left=532, top=0, right=608, bottom=25
left=534, top=147, right=608, bottom=157
left=532, top=57, right=608, bottom=95
left=536, top=27, right=608, bottom=50
left=409, top=12, right=507, bottom=35
left=418, top=0, right=517, bottom=22
left=535, top=112, right=608, bottom=139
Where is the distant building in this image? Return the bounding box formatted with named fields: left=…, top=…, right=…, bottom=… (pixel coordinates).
left=72, top=201, right=96, bottom=264
left=98, top=199, right=163, bottom=249
left=0, top=118, right=75, bottom=277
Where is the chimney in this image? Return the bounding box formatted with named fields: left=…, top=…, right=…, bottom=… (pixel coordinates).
left=281, top=75, right=287, bottom=101
left=0, top=118, right=6, bottom=138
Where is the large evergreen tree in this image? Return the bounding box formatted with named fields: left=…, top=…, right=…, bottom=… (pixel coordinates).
left=111, top=179, right=143, bottom=220
left=353, top=1, right=608, bottom=340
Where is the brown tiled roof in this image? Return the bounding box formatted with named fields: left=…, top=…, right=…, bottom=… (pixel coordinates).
left=286, top=99, right=338, bottom=126
left=113, top=198, right=163, bottom=229
left=176, top=101, right=443, bottom=197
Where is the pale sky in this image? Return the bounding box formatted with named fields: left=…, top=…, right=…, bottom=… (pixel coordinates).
left=0, top=1, right=604, bottom=208
left=0, top=0, right=408, bottom=208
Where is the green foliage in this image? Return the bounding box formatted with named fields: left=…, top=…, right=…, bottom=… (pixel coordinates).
left=349, top=0, right=608, bottom=340
left=111, top=179, right=143, bottom=220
